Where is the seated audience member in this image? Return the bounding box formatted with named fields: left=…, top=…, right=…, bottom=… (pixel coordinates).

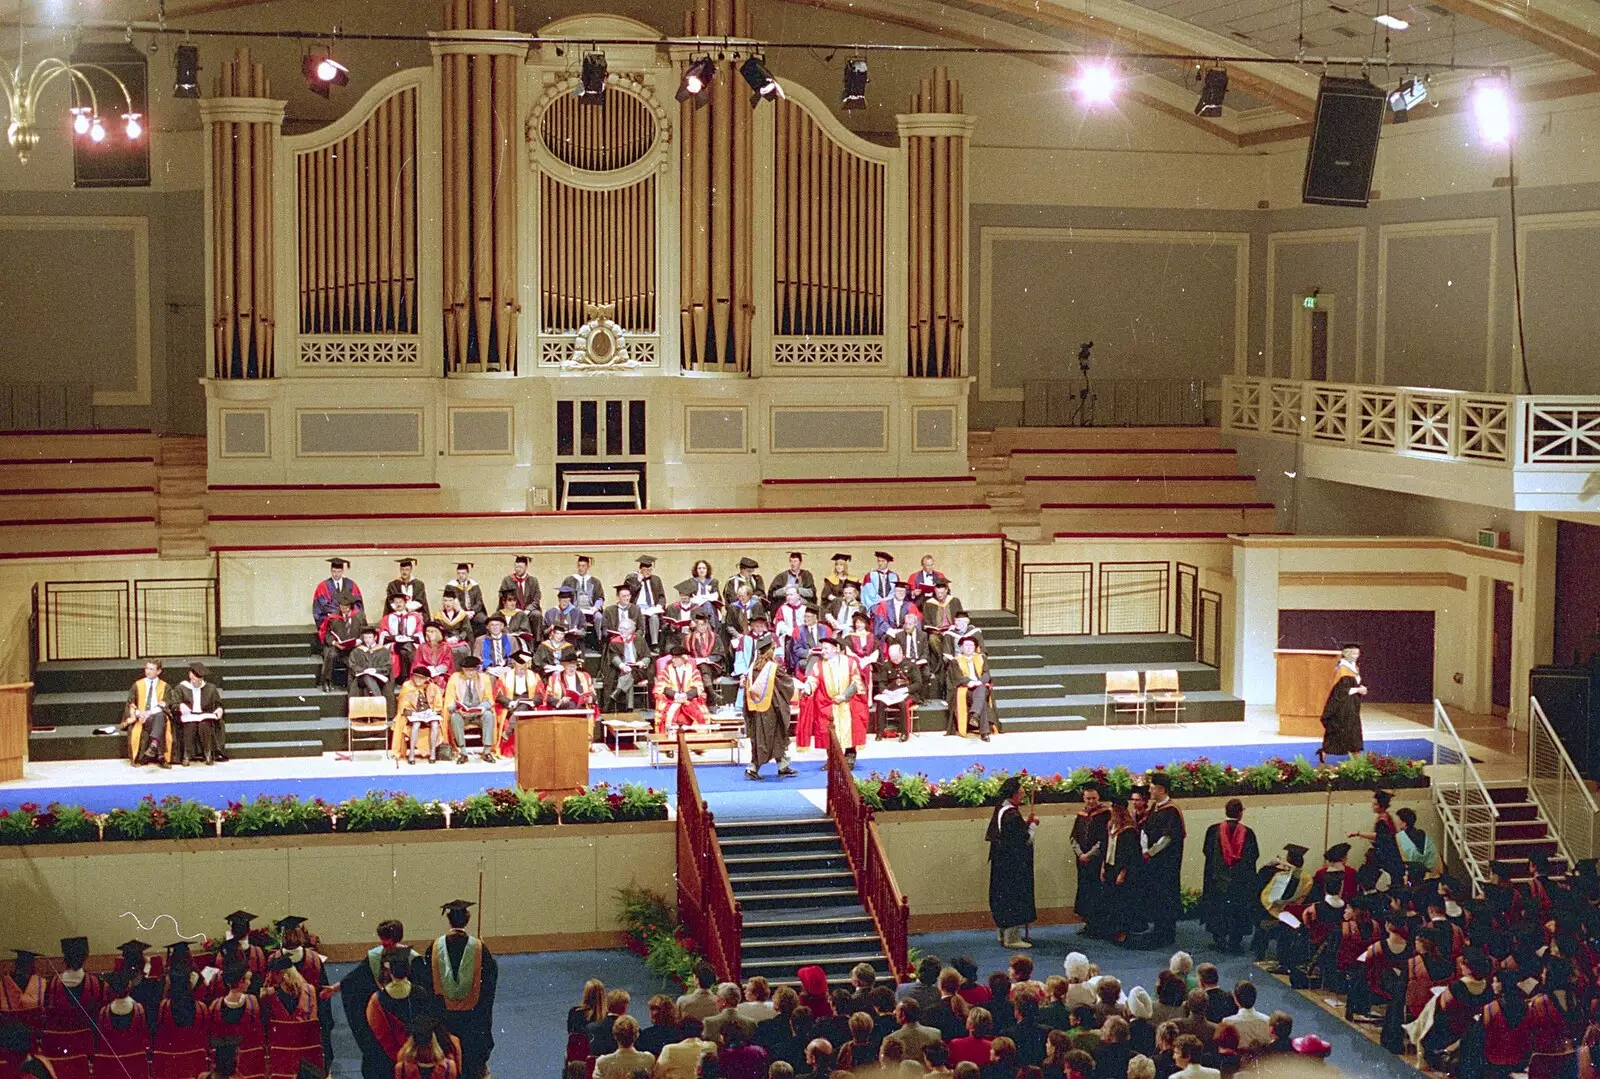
left=312, top=558, right=362, bottom=625
left=815, top=991, right=854, bottom=1049
left=740, top=979, right=778, bottom=1025
left=756, top=989, right=799, bottom=1052
left=1092, top=1017, right=1134, bottom=1079
left=1194, top=969, right=1230, bottom=1026
left=1170, top=995, right=1213, bottom=1055
left=655, top=1019, right=716, bottom=1079
left=318, top=596, right=365, bottom=691
left=1062, top=1050, right=1097, bottom=1079
left=1149, top=1024, right=1179, bottom=1079
left=927, top=970, right=970, bottom=1042
left=547, top=649, right=598, bottom=712
left=720, top=1023, right=769, bottom=1079
left=923, top=1042, right=953, bottom=1079
left=868, top=987, right=900, bottom=1046
left=1167, top=1036, right=1217, bottom=1079
left=1125, top=989, right=1156, bottom=1056
left=1009, top=956, right=1036, bottom=990
left=444, top=564, right=487, bottom=633
left=393, top=667, right=446, bottom=764
left=1476, top=970, right=1534, bottom=1079
left=799, top=1038, right=834, bottom=1079
left=347, top=621, right=395, bottom=703
left=954, top=959, right=991, bottom=1009
left=654, top=645, right=710, bottom=732
left=638, top=996, right=682, bottom=1058
left=412, top=622, right=455, bottom=687
left=677, top=964, right=720, bottom=1023
left=1061, top=956, right=1096, bottom=1010
left=121, top=658, right=175, bottom=768
left=879, top=1037, right=924, bottom=1079
left=596, top=1015, right=655, bottom=1079
left=1166, top=955, right=1197, bottom=994
left=838, top=1012, right=880, bottom=1070
left=1000, top=995, right=1049, bottom=1066
left=795, top=967, right=833, bottom=1019
left=500, top=556, right=542, bottom=617
left=587, top=989, right=630, bottom=1057
left=948, top=1009, right=995, bottom=1070
left=900, top=957, right=944, bottom=1010
left=986, top=975, right=1014, bottom=1013
left=1124, top=1055, right=1155, bottom=1079
left=1394, top=806, right=1440, bottom=881
left=492, top=590, right=534, bottom=648
left=1037, top=978, right=1072, bottom=1033
left=475, top=614, right=516, bottom=675
left=380, top=593, right=426, bottom=676
left=443, top=655, right=500, bottom=764
left=1263, top=1013, right=1294, bottom=1056
left=705, top=984, right=756, bottom=1046
left=176, top=661, right=226, bottom=766
left=982, top=1036, right=1017, bottom=1079
left=1092, top=980, right=1129, bottom=1025
left=1149, top=977, right=1186, bottom=1027
left=1215, top=983, right=1269, bottom=1052
left=1064, top=1008, right=1102, bottom=1055
left=884, top=1000, right=942, bottom=1064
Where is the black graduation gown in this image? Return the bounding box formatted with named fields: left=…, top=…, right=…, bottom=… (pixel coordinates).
left=1070, top=806, right=1111, bottom=921
left=425, top=935, right=497, bottom=1079
left=986, top=802, right=1037, bottom=929
left=743, top=658, right=794, bottom=768
left=1200, top=821, right=1261, bottom=941
left=1320, top=671, right=1365, bottom=755
left=1141, top=801, right=1187, bottom=928
left=1089, top=827, right=1144, bottom=938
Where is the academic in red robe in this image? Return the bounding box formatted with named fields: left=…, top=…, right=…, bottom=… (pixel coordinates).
left=206, top=995, right=265, bottom=1079
left=93, top=1001, right=150, bottom=1079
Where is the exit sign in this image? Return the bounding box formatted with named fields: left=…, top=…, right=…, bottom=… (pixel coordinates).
left=1302, top=295, right=1318, bottom=309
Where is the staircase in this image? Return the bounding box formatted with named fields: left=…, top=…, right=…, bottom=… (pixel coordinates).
left=717, top=815, right=887, bottom=986
left=1484, top=784, right=1568, bottom=878
left=155, top=436, right=209, bottom=560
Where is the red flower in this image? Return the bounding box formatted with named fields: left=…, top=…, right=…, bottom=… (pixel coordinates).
left=33, top=812, right=57, bottom=831
left=879, top=780, right=900, bottom=801
left=19, top=802, right=39, bottom=814
left=607, top=793, right=624, bottom=809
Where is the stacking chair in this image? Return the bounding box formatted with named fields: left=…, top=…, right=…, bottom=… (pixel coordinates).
left=1103, top=670, right=1146, bottom=726
left=346, top=697, right=392, bottom=758
left=1144, top=669, right=1187, bottom=723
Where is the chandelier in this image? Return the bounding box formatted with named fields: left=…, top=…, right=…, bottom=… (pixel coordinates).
left=3, top=21, right=143, bottom=164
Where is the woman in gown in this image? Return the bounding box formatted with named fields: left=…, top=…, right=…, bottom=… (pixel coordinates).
left=411, top=623, right=456, bottom=690
left=1318, top=643, right=1366, bottom=762
left=986, top=776, right=1038, bottom=950
left=152, top=948, right=208, bottom=1079
left=1091, top=799, right=1144, bottom=944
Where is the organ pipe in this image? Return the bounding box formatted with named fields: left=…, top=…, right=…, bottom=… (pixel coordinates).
left=900, top=68, right=972, bottom=378
left=538, top=177, right=658, bottom=332
left=203, top=49, right=283, bottom=379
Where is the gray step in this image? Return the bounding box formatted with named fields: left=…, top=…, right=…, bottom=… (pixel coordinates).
left=717, top=817, right=835, bottom=839
left=225, top=739, right=324, bottom=759
left=1033, top=661, right=1222, bottom=695
left=741, top=932, right=884, bottom=959
left=720, top=833, right=847, bottom=856
left=220, top=640, right=317, bottom=660
left=735, top=886, right=860, bottom=912
left=32, top=659, right=223, bottom=696
left=741, top=909, right=876, bottom=939
left=730, top=869, right=857, bottom=895
left=219, top=625, right=318, bottom=644
left=740, top=953, right=887, bottom=982
left=722, top=851, right=849, bottom=874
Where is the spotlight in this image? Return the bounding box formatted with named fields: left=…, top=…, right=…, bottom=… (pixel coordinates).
left=676, top=56, right=715, bottom=104
left=89, top=118, right=106, bottom=143
left=841, top=57, right=868, bottom=110
left=1195, top=67, right=1228, bottom=117
left=1373, top=13, right=1409, bottom=30
left=1471, top=76, right=1512, bottom=144
left=578, top=52, right=607, bottom=104
left=1074, top=61, right=1118, bottom=107
left=123, top=113, right=143, bottom=140
left=1387, top=77, right=1426, bottom=122
left=740, top=55, right=783, bottom=103
left=70, top=107, right=91, bottom=136
left=302, top=52, right=349, bottom=98
left=174, top=43, right=200, bottom=99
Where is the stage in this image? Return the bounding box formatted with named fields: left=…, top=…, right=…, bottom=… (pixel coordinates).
left=0, top=702, right=1506, bottom=821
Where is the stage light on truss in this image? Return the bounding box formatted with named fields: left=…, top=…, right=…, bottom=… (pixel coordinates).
left=1471, top=75, right=1512, bottom=144
left=303, top=52, right=349, bottom=98
left=1387, top=76, right=1426, bottom=122
left=1073, top=61, right=1118, bottom=107
left=1373, top=13, right=1409, bottom=30
left=173, top=43, right=200, bottom=99
left=578, top=51, right=607, bottom=104
left=676, top=56, right=715, bottom=104
left=841, top=57, right=869, bottom=110
left=740, top=54, right=784, bottom=103
left=1194, top=66, right=1228, bottom=117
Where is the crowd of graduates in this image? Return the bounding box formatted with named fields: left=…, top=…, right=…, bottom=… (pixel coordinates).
left=0, top=904, right=497, bottom=1079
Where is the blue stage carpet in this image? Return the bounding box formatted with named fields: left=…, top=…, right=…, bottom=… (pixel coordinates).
left=0, top=738, right=1436, bottom=816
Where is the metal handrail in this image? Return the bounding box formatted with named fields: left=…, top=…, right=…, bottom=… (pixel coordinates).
left=1528, top=697, right=1598, bottom=863
left=1432, top=699, right=1500, bottom=891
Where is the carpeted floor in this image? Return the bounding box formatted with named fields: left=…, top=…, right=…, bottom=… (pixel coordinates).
left=0, top=737, right=1439, bottom=813
left=319, top=920, right=1422, bottom=1079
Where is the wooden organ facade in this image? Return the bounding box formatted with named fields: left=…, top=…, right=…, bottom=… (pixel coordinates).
left=202, top=12, right=973, bottom=507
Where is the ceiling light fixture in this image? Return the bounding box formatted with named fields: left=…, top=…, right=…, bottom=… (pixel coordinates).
left=302, top=51, right=348, bottom=98
left=676, top=55, right=715, bottom=105
left=173, top=43, right=200, bottom=99
left=841, top=57, right=868, bottom=110
left=1471, top=75, right=1513, bottom=144
left=1373, top=14, right=1410, bottom=29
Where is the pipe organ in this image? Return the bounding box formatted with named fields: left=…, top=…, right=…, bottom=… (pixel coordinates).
left=204, top=11, right=972, bottom=504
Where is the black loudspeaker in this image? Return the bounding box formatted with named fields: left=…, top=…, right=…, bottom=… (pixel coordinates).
left=1301, top=76, right=1386, bottom=208
left=70, top=43, right=150, bottom=189
left=1530, top=664, right=1600, bottom=779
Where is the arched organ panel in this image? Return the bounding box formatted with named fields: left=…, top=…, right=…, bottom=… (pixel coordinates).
left=772, top=99, right=885, bottom=338
left=538, top=174, right=657, bottom=333
left=294, top=87, right=418, bottom=335
left=539, top=89, right=657, bottom=172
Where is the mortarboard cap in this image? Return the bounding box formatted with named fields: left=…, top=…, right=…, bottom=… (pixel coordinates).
left=1339, top=641, right=1361, bottom=651
left=514, top=554, right=531, bottom=564
left=830, top=553, right=852, bottom=563
left=359, top=623, right=378, bottom=635
left=406, top=1013, right=445, bottom=1038
left=274, top=916, right=307, bottom=931
left=119, top=939, right=150, bottom=956
left=636, top=555, right=656, bottom=567
left=396, top=558, right=415, bottom=568
left=294, top=1063, right=326, bottom=1079
left=613, top=581, right=634, bottom=593
left=327, top=558, right=349, bottom=569
left=225, top=910, right=256, bottom=925
left=1283, top=843, right=1309, bottom=864
left=166, top=942, right=192, bottom=961
left=1129, top=784, right=1150, bottom=797
left=559, top=647, right=579, bottom=663
left=11, top=948, right=37, bottom=961
left=267, top=955, right=295, bottom=972
left=873, top=551, right=894, bottom=562
left=574, top=554, right=591, bottom=562
left=1325, top=842, right=1352, bottom=862
left=511, top=650, right=532, bottom=663
left=891, top=578, right=908, bottom=590
left=459, top=655, right=481, bottom=668
left=455, top=562, right=473, bottom=571
left=737, top=557, right=759, bottom=570
left=1147, top=770, right=1172, bottom=790
left=675, top=580, right=696, bottom=596
left=557, top=585, right=573, bottom=597
left=668, top=643, right=688, bottom=657
left=60, top=937, right=89, bottom=963
left=439, top=899, right=475, bottom=914
left=787, top=551, right=804, bottom=560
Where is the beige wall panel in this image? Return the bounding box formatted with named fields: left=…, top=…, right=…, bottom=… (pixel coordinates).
left=71, top=850, right=188, bottom=945
left=2, top=855, right=81, bottom=948
left=181, top=846, right=292, bottom=928
left=287, top=844, right=397, bottom=941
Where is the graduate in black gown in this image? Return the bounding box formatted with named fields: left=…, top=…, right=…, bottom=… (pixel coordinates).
left=986, top=776, right=1038, bottom=950
left=1136, top=773, right=1187, bottom=948
left=422, top=900, right=496, bottom=1079
left=1200, top=798, right=1260, bottom=952
left=1088, top=796, right=1143, bottom=943
left=1070, top=786, right=1111, bottom=937
left=1318, top=643, right=1366, bottom=762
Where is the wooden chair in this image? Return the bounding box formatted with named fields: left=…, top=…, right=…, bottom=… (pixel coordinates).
left=1103, top=670, right=1146, bottom=726
left=347, top=697, right=392, bottom=757
left=1144, top=669, right=1186, bottom=723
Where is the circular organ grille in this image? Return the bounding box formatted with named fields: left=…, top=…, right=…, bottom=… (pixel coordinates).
left=540, top=87, right=657, bottom=171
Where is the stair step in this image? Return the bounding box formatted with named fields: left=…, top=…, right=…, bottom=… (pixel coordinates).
left=1494, top=822, right=1551, bottom=841
left=717, top=818, right=835, bottom=838
left=735, top=887, right=860, bottom=911
left=741, top=910, right=876, bottom=938
left=723, top=852, right=849, bottom=872
left=227, top=739, right=325, bottom=758
left=741, top=933, right=884, bottom=957
left=740, top=954, right=887, bottom=982
left=730, top=870, right=857, bottom=895
left=220, top=640, right=316, bottom=659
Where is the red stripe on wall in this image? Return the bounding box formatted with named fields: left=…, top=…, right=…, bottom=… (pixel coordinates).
left=0, top=516, right=155, bottom=527
left=760, top=475, right=976, bottom=486
left=0, top=456, right=155, bottom=466
left=1052, top=532, right=1243, bottom=540
left=0, top=547, right=160, bottom=562
left=0, top=428, right=152, bottom=436
left=1040, top=502, right=1276, bottom=510
left=0, top=486, right=157, bottom=497
left=209, top=504, right=993, bottom=523
left=1012, top=447, right=1234, bottom=456
left=209, top=482, right=444, bottom=491
left=1024, top=474, right=1254, bottom=483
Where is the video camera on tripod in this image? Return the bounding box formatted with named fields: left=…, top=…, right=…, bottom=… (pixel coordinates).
left=1069, top=341, right=1095, bottom=426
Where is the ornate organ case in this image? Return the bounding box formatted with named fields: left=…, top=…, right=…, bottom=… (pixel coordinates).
left=202, top=12, right=974, bottom=508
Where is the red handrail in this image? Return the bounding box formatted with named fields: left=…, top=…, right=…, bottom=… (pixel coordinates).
left=825, top=736, right=911, bottom=982
left=676, top=730, right=743, bottom=981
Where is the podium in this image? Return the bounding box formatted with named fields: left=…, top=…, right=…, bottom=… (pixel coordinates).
left=0, top=683, right=29, bottom=781
left=1275, top=650, right=1340, bottom=737
left=513, top=708, right=591, bottom=796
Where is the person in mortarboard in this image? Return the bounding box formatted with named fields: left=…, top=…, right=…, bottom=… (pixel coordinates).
left=948, top=633, right=995, bottom=740
left=1, top=1021, right=56, bottom=1079
left=1318, top=642, right=1366, bottom=763
left=722, top=581, right=766, bottom=642
left=661, top=582, right=700, bottom=653
left=685, top=609, right=726, bottom=709
left=212, top=913, right=266, bottom=992
left=112, top=940, right=162, bottom=1028
left=365, top=951, right=437, bottom=1077
left=742, top=626, right=796, bottom=781
left=870, top=579, right=915, bottom=645
left=395, top=667, right=448, bottom=765
left=385, top=559, right=431, bottom=621
left=1134, top=771, right=1187, bottom=948
left=823, top=577, right=866, bottom=639
left=395, top=1013, right=462, bottom=1079
left=207, top=964, right=265, bottom=1079
left=348, top=625, right=395, bottom=714
left=497, top=556, right=541, bottom=619
left=542, top=586, right=586, bottom=644
left=768, top=552, right=816, bottom=604
left=473, top=614, right=516, bottom=677
left=919, top=578, right=962, bottom=685
left=860, top=551, right=900, bottom=609
left=41, top=935, right=105, bottom=1078
left=723, top=558, right=766, bottom=608
left=820, top=554, right=856, bottom=607
left=1312, top=842, right=1359, bottom=903
left=0, top=950, right=42, bottom=1029
left=623, top=557, right=666, bottom=649
left=562, top=556, right=605, bottom=648
left=548, top=648, right=598, bottom=716
left=987, top=776, right=1039, bottom=950
left=1200, top=798, right=1260, bottom=953
left=1251, top=843, right=1314, bottom=962
left=600, top=618, right=650, bottom=714
left=653, top=644, right=710, bottom=733
left=316, top=594, right=365, bottom=693
left=380, top=596, right=426, bottom=679
left=93, top=972, right=150, bottom=1079
left=443, top=565, right=486, bottom=635
left=337, top=922, right=421, bottom=1079
left=444, top=656, right=501, bottom=765
left=495, top=651, right=545, bottom=750
left=1069, top=785, right=1111, bottom=938
left=154, top=942, right=208, bottom=1077
left=600, top=583, right=643, bottom=640
left=177, top=662, right=227, bottom=766
left=530, top=622, right=571, bottom=675
left=423, top=901, right=496, bottom=1079
left=1086, top=793, right=1142, bottom=943
left=1348, top=909, right=1417, bottom=1054
left=262, top=954, right=323, bottom=1079
left=489, top=591, right=533, bottom=651
left=270, top=917, right=336, bottom=1070
left=311, top=558, right=362, bottom=627
left=433, top=593, right=473, bottom=662
left=1349, top=789, right=1405, bottom=890
left=1285, top=876, right=1353, bottom=990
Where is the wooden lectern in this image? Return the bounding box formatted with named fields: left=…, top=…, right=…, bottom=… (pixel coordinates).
left=0, top=683, right=31, bottom=781
left=514, top=708, right=591, bottom=796
left=1275, top=650, right=1340, bottom=737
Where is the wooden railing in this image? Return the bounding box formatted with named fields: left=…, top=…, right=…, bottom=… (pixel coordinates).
left=825, top=735, right=910, bottom=981
left=675, top=731, right=742, bottom=980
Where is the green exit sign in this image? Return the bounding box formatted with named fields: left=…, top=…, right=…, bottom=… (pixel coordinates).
left=1302, top=295, right=1318, bottom=309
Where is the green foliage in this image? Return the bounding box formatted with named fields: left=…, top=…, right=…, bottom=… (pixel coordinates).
left=451, top=788, right=557, bottom=828
left=1180, top=886, right=1203, bottom=918
left=857, top=772, right=934, bottom=811
left=0, top=808, right=35, bottom=843
left=616, top=783, right=670, bottom=821
left=103, top=799, right=157, bottom=841
left=1336, top=754, right=1383, bottom=785
left=47, top=803, right=97, bottom=842
left=560, top=786, right=616, bottom=824
left=644, top=932, right=696, bottom=986
left=940, top=765, right=1000, bottom=807
left=160, top=797, right=214, bottom=839
left=338, top=790, right=442, bottom=832
left=1241, top=763, right=1280, bottom=792
left=223, top=794, right=334, bottom=837
left=615, top=885, right=701, bottom=990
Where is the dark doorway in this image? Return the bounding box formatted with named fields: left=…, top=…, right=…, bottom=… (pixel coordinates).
left=1309, top=310, right=1330, bottom=381
left=1554, top=520, right=1600, bottom=666
left=1277, top=609, right=1436, bottom=703
left=1492, top=581, right=1513, bottom=714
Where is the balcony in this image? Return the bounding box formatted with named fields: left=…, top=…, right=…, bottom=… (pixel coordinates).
left=1221, top=376, right=1600, bottom=513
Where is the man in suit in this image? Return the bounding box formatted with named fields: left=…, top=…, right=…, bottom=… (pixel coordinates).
left=498, top=555, right=541, bottom=615
left=623, top=557, right=666, bottom=648
left=703, top=984, right=756, bottom=1045
left=385, top=558, right=430, bottom=619
left=318, top=596, right=366, bottom=691
left=602, top=583, right=644, bottom=638
left=120, top=659, right=175, bottom=768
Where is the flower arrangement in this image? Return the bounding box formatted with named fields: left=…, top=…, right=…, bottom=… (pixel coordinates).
left=337, top=790, right=447, bottom=833
left=561, top=782, right=669, bottom=824
left=104, top=795, right=216, bottom=841
left=856, top=751, right=1427, bottom=811
left=451, top=788, right=557, bottom=828
left=0, top=802, right=98, bottom=845
left=616, top=884, right=703, bottom=989
left=221, top=794, right=336, bottom=837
